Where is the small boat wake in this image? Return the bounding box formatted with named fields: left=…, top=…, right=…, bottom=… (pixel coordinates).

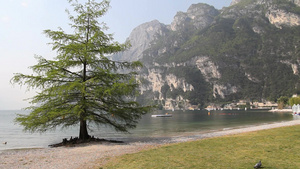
left=151, top=113, right=172, bottom=117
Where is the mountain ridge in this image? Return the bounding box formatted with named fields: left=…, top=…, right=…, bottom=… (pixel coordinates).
left=113, top=0, right=300, bottom=109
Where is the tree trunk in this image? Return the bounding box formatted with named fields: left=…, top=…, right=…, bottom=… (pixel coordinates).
left=79, top=119, right=89, bottom=140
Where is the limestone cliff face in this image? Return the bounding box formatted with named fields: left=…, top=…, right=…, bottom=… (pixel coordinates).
left=140, top=67, right=194, bottom=101
left=195, top=56, right=239, bottom=99
left=213, top=84, right=238, bottom=99
left=112, top=3, right=219, bottom=62
left=266, top=8, right=300, bottom=28
left=227, top=0, right=300, bottom=29
left=111, top=20, right=168, bottom=61
left=230, top=0, right=242, bottom=6
left=287, top=0, right=300, bottom=6
left=117, top=0, right=300, bottom=109
left=195, top=56, right=221, bottom=82
left=170, top=3, right=219, bottom=31
left=231, top=0, right=300, bottom=6
left=165, top=74, right=194, bottom=92
left=281, top=60, right=300, bottom=75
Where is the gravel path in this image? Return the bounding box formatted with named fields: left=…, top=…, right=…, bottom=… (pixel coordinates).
left=0, top=142, right=156, bottom=169
left=1, top=119, right=300, bottom=169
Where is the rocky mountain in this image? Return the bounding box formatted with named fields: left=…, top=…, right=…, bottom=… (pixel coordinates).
left=170, top=3, right=220, bottom=31
left=111, top=20, right=169, bottom=61
left=113, top=0, right=300, bottom=110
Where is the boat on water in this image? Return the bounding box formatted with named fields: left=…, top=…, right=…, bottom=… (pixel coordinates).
left=151, top=113, right=172, bottom=117
left=292, top=104, right=300, bottom=115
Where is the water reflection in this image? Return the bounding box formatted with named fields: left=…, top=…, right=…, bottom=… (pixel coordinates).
left=131, top=110, right=293, bottom=137
left=0, top=109, right=294, bottom=151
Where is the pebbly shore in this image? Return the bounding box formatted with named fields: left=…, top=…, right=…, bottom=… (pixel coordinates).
left=1, top=119, right=300, bottom=169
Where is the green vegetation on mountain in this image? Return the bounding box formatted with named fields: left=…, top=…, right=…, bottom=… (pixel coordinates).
left=139, top=0, right=300, bottom=107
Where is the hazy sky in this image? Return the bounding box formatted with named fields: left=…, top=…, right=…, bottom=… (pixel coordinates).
left=0, top=0, right=231, bottom=110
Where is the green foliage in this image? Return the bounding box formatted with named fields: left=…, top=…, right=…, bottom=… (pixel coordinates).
left=138, top=0, right=300, bottom=107
left=277, top=96, right=289, bottom=109
left=229, top=0, right=253, bottom=8
left=11, top=0, right=152, bottom=139
left=289, top=96, right=300, bottom=106
left=272, top=0, right=300, bottom=15
left=161, top=83, right=170, bottom=99
left=143, top=0, right=300, bottom=104
left=166, top=66, right=210, bottom=105
left=278, top=96, right=289, bottom=104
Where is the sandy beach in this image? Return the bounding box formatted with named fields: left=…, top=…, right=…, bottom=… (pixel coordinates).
left=1, top=119, right=300, bottom=169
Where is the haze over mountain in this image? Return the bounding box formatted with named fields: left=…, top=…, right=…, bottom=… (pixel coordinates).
left=112, top=0, right=300, bottom=109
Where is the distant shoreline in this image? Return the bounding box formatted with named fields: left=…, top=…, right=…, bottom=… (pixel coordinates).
left=269, top=108, right=293, bottom=112
left=1, top=119, right=300, bottom=169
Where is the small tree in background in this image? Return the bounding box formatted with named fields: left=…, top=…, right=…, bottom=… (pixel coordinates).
left=11, top=0, right=152, bottom=140
left=277, top=96, right=289, bottom=109
left=289, top=96, right=300, bottom=106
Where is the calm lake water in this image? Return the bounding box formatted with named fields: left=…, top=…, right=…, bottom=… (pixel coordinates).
left=0, top=109, right=295, bottom=151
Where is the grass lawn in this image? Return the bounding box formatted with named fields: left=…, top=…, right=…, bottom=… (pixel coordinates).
left=101, top=125, right=300, bottom=169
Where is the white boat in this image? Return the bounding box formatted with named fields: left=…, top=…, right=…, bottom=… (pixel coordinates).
left=151, top=114, right=172, bottom=117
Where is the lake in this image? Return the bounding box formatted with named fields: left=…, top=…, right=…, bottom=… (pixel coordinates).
left=0, top=109, right=295, bottom=151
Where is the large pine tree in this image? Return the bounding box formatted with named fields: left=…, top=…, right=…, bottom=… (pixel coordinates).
left=11, top=0, right=152, bottom=140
